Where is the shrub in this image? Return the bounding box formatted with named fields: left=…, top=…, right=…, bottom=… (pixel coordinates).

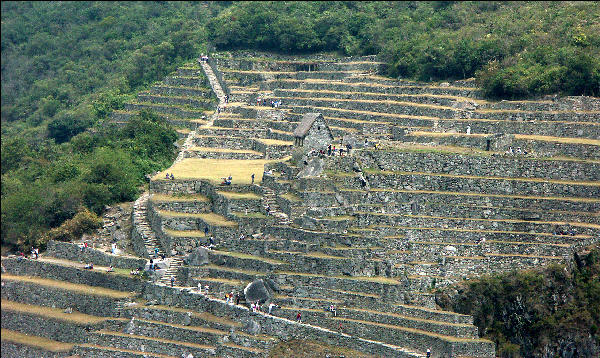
left=44, top=208, right=102, bottom=244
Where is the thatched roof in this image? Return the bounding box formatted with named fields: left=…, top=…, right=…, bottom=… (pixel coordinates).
left=293, top=113, right=323, bottom=138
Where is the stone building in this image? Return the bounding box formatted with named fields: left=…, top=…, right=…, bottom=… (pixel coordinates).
left=293, top=113, right=333, bottom=150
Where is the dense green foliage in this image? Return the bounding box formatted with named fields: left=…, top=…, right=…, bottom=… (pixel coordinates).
left=0, top=2, right=225, bottom=250
left=208, top=1, right=600, bottom=98
left=1, top=109, right=177, bottom=249
left=436, top=247, right=600, bottom=358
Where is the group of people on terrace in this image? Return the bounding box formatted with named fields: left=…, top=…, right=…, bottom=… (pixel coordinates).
left=255, top=97, right=282, bottom=108
left=505, top=146, right=529, bottom=156
left=165, top=172, right=175, bottom=180
left=220, top=175, right=232, bottom=186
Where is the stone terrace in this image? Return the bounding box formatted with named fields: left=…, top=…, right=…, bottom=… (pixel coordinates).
left=135, top=50, right=596, bottom=357
left=6, top=51, right=598, bottom=358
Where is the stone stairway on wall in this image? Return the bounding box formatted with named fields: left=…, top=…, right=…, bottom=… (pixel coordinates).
left=262, top=186, right=291, bottom=225
left=132, top=193, right=165, bottom=259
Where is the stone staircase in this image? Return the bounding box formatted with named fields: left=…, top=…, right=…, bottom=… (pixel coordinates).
left=132, top=193, right=165, bottom=259
left=262, top=186, right=291, bottom=225
left=157, top=255, right=184, bottom=286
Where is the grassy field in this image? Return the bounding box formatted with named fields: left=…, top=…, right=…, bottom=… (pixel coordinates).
left=154, top=158, right=288, bottom=184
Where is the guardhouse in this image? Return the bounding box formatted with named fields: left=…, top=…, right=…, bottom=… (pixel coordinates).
left=293, top=113, right=333, bottom=150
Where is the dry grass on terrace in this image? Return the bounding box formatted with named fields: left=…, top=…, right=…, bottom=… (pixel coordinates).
left=193, top=277, right=244, bottom=285
left=367, top=224, right=595, bottom=238
left=331, top=317, right=493, bottom=343
left=301, top=252, right=350, bottom=260
left=275, top=271, right=401, bottom=284
left=1, top=299, right=115, bottom=325
left=365, top=187, right=600, bottom=203
left=77, top=344, right=177, bottom=358
left=401, top=213, right=600, bottom=229
left=255, top=138, right=294, bottom=146
left=211, top=250, right=287, bottom=265
left=345, top=306, right=474, bottom=328
left=204, top=264, right=265, bottom=276
left=411, top=131, right=600, bottom=146
left=162, top=228, right=206, bottom=237
left=514, top=134, right=600, bottom=145
left=280, top=88, right=489, bottom=104
left=222, top=342, right=265, bottom=354
left=188, top=146, right=263, bottom=155
left=284, top=95, right=457, bottom=110
left=154, top=158, right=288, bottom=184
left=94, top=329, right=215, bottom=349
left=1, top=274, right=134, bottom=298
left=156, top=210, right=238, bottom=227
left=362, top=168, right=600, bottom=186
left=123, top=304, right=242, bottom=327
left=151, top=193, right=209, bottom=202
left=290, top=104, right=600, bottom=126
left=217, top=191, right=261, bottom=199
left=0, top=328, right=74, bottom=352
left=268, top=339, right=376, bottom=358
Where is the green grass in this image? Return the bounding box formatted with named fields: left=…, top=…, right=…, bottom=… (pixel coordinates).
left=280, top=193, right=302, bottom=202
left=231, top=211, right=269, bottom=219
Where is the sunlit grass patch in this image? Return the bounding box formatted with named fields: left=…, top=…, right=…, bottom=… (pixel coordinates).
left=0, top=329, right=74, bottom=352
left=154, top=158, right=288, bottom=184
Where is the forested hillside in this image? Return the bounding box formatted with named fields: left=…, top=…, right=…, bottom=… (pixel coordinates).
left=436, top=248, right=600, bottom=358
left=1, top=1, right=224, bottom=251
left=1, top=1, right=599, bottom=252
left=208, top=1, right=600, bottom=98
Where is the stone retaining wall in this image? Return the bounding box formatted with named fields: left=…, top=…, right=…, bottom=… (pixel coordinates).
left=137, top=94, right=213, bottom=110
left=183, top=150, right=264, bottom=160
left=46, top=241, right=146, bottom=270
left=335, top=172, right=599, bottom=199
left=1, top=279, right=122, bottom=317
left=150, top=85, right=214, bottom=98
left=124, top=103, right=207, bottom=119
left=433, top=119, right=600, bottom=139
left=149, top=197, right=212, bottom=214
left=0, top=341, right=71, bottom=358
left=266, top=78, right=476, bottom=98
left=400, top=132, right=600, bottom=159
left=349, top=150, right=600, bottom=182
left=1, top=310, right=106, bottom=344
left=2, top=257, right=144, bottom=292
left=140, top=283, right=484, bottom=357
left=87, top=331, right=216, bottom=357
left=336, top=187, right=600, bottom=213
left=163, top=76, right=207, bottom=88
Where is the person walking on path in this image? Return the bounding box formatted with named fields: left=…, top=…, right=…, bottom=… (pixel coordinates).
left=296, top=312, right=302, bottom=323
left=426, top=348, right=431, bottom=358
left=251, top=173, right=255, bottom=184
left=170, top=276, right=175, bottom=287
